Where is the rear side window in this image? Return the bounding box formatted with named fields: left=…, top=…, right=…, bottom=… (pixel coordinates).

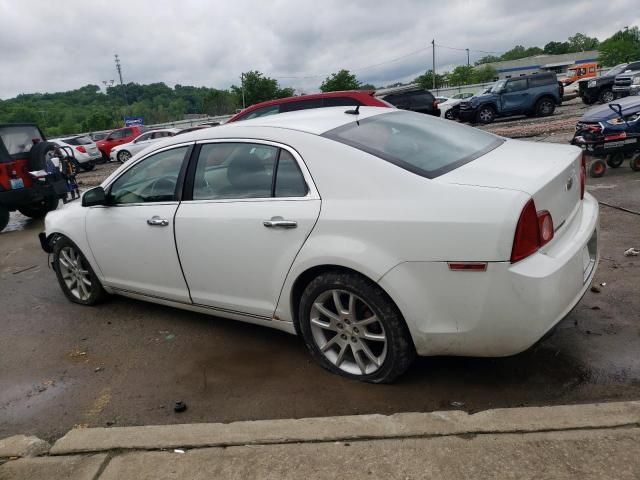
left=323, top=111, right=503, bottom=179
left=63, top=135, right=93, bottom=145
left=0, top=125, right=44, bottom=157
left=323, top=97, right=363, bottom=107
left=529, top=75, right=554, bottom=87
left=275, top=150, right=308, bottom=197
left=405, top=92, right=435, bottom=107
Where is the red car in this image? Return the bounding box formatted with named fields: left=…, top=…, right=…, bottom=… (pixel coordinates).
left=227, top=90, right=393, bottom=123
left=95, top=126, right=146, bottom=162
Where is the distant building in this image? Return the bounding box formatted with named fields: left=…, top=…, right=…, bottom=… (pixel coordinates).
left=485, top=50, right=600, bottom=79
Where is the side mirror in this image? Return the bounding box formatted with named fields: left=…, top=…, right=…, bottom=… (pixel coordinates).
left=82, top=186, right=107, bottom=207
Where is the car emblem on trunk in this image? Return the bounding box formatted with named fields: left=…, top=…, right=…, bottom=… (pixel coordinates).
left=566, top=176, right=574, bottom=191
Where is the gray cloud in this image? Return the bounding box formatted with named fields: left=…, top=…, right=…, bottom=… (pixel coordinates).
left=0, top=0, right=638, bottom=99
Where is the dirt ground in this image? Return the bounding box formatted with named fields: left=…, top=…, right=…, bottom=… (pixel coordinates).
left=1, top=105, right=639, bottom=442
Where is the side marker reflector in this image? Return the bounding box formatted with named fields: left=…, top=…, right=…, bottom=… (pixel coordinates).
left=448, top=262, right=488, bottom=272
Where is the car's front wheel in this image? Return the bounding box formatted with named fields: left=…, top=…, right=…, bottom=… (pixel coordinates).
left=444, top=109, right=455, bottom=120
left=476, top=105, right=495, bottom=124
left=117, top=150, right=131, bottom=163
left=53, top=236, right=107, bottom=305
left=599, top=89, right=615, bottom=104
left=298, top=271, right=415, bottom=383
left=81, top=162, right=95, bottom=171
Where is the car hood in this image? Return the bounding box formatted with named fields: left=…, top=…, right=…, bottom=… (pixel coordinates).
left=579, top=96, right=640, bottom=122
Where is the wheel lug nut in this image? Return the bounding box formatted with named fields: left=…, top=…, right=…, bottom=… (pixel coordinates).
left=351, top=337, right=357, bottom=342
left=337, top=323, right=343, bottom=329
left=341, top=334, right=347, bottom=340
left=353, top=327, right=359, bottom=334
left=344, top=319, right=350, bottom=325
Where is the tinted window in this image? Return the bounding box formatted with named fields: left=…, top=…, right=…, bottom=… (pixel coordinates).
left=275, top=150, right=308, bottom=197
left=529, top=75, right=555, bottom=87
left=405, top=91, right=435, bottom=107
left=122, top=128, right=133, bottom=137
left=108, top=129, right=126, bottom=140
left=193, top=143, right=278, bottom=200
left=280, top=99, right=324, bottom=113
left=323, top=97, right=363, bottom=107
left=505, top=79, right=528, bottom=92
left=324, top=111, right=503, bottom=179
left=242, top=105, right=280, bottom=121
left=109, top=146, right=189, bottom=204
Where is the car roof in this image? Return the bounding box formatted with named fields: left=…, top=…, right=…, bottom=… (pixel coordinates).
left=168, top=106, right=392, bottom=142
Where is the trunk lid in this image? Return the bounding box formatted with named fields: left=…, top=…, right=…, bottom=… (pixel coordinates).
left=437, top=139, right=582, bottom=234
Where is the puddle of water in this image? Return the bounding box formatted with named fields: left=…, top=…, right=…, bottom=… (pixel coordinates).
left=3, top=212, right=35, bottom=233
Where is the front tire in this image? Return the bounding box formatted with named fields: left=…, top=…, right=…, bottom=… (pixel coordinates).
left=298, top=271, right=415, bottom=383
left=599, top=89, right=615, bottom=104
left=53, top=236, right=107, bottom=305
left=476, top=105, right=495, bottom=124
left=81, top=162, right=95, bottom=171
left=444, top=109, right=455, bottom=120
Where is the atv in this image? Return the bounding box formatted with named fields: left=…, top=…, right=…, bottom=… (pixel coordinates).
left=570, top=97, right=640, bottom=178
left=0, top=124, right=72, bottom=232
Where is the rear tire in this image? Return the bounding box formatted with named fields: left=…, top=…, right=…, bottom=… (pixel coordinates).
left=444, top=109, right=455, bottom=120
left=18, top=196, right=58, bottom=218
left=630, top=153, right=640, bottom=172
left=535, top=98, right=556, bottom=117
left=53, top=236, right=107, bottom=305
left=589, top=159, right=607, bottom=178
left=298, top=271, right=415, bottom=384
left=81, top=163, right=95, bottom=171
left=0, top=206, right=9, bottom=232
left=606, top=153, right=624, bottom=168
left=599, top=89, right=615, bottom=104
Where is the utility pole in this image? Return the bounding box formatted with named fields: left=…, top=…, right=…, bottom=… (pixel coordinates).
left=114, top=54, right=128, bottom=105
left=431, top=39, right=436, bottom=90
left=240, top=73, right=245, bottom=109
left=466, top=48, right=470, bottom=67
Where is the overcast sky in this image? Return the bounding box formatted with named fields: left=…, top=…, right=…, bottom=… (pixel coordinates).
left=1, top=0, right=638, bottom=99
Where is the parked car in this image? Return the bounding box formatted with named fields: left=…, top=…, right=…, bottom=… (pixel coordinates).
left=571, top=96, right=640, bottom=176
left=90, top=132, right=109, bottom=142
left=0, top=123, right=68, bottom=231
left=228, top=90, right=392, bottom=122
left=435, top=96, right=463, bottom=120
left=451, top=92, right=474, bottom=100
left=562, top=63, right=598, bottom=86
left=458, top=73, right=562, bottom=124
left=376, top=89, right=441, bottom=117
left=50, top=135, right=101, bottom=171
left=174, top=125, right=211, bottom=135
left=110, top=128, right=179, bottom=163
left=95, top=126, right=146, bottom=162
left=613, top=66, right=640, bottom=98
left=41, top=106, right=598, bottom=383
left=578, top=63, right=640, bottom=104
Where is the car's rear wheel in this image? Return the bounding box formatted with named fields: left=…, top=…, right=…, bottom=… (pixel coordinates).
left=117, top=150, right=131, bottom=163
left=589, top=158, right=607, bottom=178
left=476, top=105, right=495, bottom=124
left=53, top=237, right=107, bottom=305
left=444, top=109, right=455, bottom=120
left=630, top=153, right=640, bottom=172
left=606, top=153, right=624, bottom=168
left=18, top=196, right=58, bottom=218
left=0, top=206, right=9, bottom=232
left=298, top=271, right=415, bottom=383
left=81, top=162, right=95, bottom=171
left=599, top=89, right=615, bottom=104
left=536, top=98, right=556, bottom=117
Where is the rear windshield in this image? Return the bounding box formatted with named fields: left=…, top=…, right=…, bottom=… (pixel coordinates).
left=323, top=111, right=503, bottom=178
left=63, top=135, right=93, bottom=145
left=0, top=125, right=44, bottom=157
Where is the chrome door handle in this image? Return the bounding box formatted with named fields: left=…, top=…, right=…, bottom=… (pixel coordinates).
left=263, top=217, right=297, bottom=228
left=147, top=216, right=169, bottom=227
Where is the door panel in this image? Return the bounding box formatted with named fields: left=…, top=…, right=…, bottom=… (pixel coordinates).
left=86, top=204, right=190, bottom=302
left=175, top=199, right=320, bottom=317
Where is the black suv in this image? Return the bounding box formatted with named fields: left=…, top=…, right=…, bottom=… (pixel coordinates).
left=458, top=72, right=562, bottom=124
left=377, top=89, right=441, bottom=117
left=579, top=62, right=640, bottom=104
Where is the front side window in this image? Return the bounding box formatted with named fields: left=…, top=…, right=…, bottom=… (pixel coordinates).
left=192, top=143, right=308, bottom=200
left=323, top=111, right=503, bottom=179
left=108, top=130, right=126, bottom=140
left=109, top=146, right=189, bottom=204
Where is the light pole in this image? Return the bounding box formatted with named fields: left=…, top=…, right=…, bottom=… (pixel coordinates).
left=240, top=73, right=246, bottom=109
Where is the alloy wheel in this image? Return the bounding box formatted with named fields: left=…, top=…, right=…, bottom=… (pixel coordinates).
left=309, top=289, right=387, bottom=376
left=118, top=150, right=131, bottom=163
left=58, top=246, right=92, bottom=301
left=601, top=91, right=615, bottom=103
left=539, top=100, right=554, bottom=115
left=479, top=108, right=493, bottom=123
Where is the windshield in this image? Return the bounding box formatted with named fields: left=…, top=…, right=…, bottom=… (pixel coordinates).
left=323, top=111, right=503, bottom=179
left=607, top=64, right=627, bottom=76
left=491, top=80, right=506, bottom=93
left=0, top=125, right=44, bottom=158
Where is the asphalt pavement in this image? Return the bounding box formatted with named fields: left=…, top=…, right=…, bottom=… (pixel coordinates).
left=1, top=106, right=639, bottom=443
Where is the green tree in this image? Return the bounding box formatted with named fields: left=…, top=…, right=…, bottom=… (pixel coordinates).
left=320, top=70, right=361, bottom=92
left=359, top=83, right=377, bottom=90
left=414, top=70, right=446, bottom=89
left=475, top=55, right=501, bottom=65
left=567, top=33, right=600, bottom=52
left=598, top=27, right=640, bottom=65
left=543, top=41, right=570, bottom=55
left=448, top=65, right=475, bottom=86
left=230, top=71, right=293, bottom=107
left=472, top=65, right=498, bottom=83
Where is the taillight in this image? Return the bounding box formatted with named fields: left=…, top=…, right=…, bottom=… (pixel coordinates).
left=580, top=153, right=586, bottom=200
left=511, top=199, right=554, bottom=263
left=76, top=146, right=87, bottom=154
left=433, top=100, right=439, bottom=109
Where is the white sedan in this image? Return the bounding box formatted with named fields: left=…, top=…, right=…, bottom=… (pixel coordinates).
left=50, top=135, right=102, bottom=171
left=41, top=107, right=599, bottom=383
left=109, top=128, right=179, bottom=163
left=435, top=97, right=464, bottom=120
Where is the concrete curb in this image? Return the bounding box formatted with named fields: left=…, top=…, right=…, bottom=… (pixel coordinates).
left=50, top=401, right=640, bottom=455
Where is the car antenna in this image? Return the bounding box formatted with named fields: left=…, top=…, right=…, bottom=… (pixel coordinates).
left=345, top=105, right=360, bottom=115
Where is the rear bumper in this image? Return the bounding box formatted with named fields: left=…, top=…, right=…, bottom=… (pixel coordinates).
left=379, top=193, right=600, bottom=357
left=0, top=178, right=67, bottom=210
